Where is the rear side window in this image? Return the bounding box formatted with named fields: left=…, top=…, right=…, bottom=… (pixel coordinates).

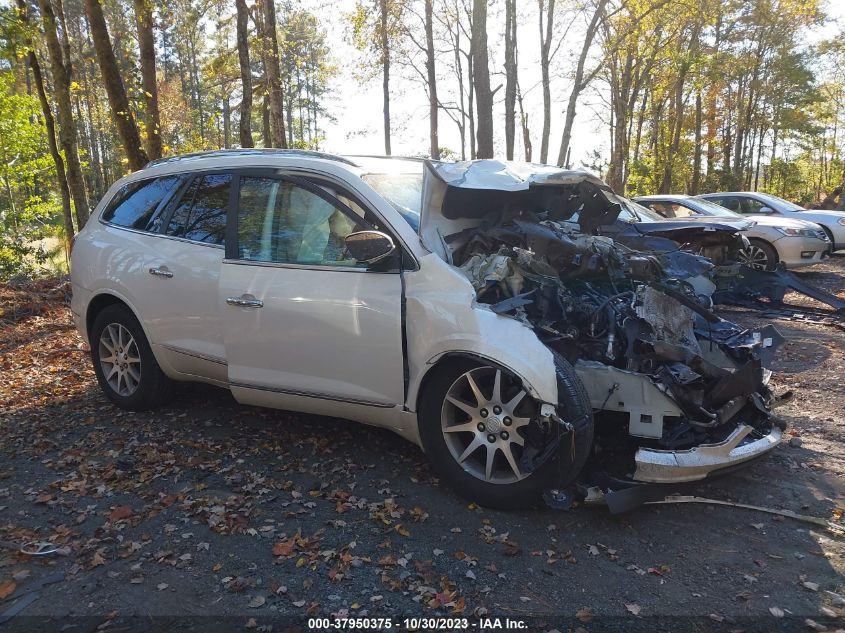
left=165, top=174, right=231, bottom=245
left=101, top=176, right=179, bottom=230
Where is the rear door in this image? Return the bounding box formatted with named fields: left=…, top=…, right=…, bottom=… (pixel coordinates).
left=140, top=172, right=232, bottom=381
left=219, top=171, right=405, bottom=410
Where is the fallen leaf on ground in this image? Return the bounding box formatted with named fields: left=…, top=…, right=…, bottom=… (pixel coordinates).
left=0, top=580, right=16, bottom=600
left=108, top=505, right=133, bottom=522
left=625, top=603, right=641, bottom=616
left=248, top=595, right=265, bottom=608
left=576, top=607, right=593, bottom=622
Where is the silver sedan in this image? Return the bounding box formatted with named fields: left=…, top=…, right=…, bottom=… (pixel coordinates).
left=697, top=191, right=845, bottom=252
left=633, top=194, right=830, bottom=271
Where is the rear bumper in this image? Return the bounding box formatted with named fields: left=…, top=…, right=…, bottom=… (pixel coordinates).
left=69, top=283, right=91, bottom=345
left=632, top=424, right=781, bottom=484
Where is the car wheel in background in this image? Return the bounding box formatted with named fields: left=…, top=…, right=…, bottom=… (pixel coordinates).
left=418, top=359, right=593, bottom=509
left=738, top=239, right=778, bottom=271
left=90, top=304, right=174, bottom=410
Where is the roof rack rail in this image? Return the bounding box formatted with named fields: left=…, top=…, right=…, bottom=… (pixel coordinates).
left=144, top=148, right=358, bottom=169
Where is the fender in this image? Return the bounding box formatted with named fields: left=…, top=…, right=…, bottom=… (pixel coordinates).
left=403, top=253, right=558, bottom=411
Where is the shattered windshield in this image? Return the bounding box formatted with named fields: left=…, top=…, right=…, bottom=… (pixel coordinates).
left=362, top=172, right=423, bottom=230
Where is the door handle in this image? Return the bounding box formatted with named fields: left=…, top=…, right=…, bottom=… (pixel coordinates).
left=149, top=266, right=173, bottom=278
left=226, top=295, right=264, bottom=308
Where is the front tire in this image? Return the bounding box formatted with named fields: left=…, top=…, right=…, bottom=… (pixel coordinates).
left=738, top=239, right=778, bottom=271
left=418, top=359, right=593, bottom=509
left=90, top=304, right=174, bottom=410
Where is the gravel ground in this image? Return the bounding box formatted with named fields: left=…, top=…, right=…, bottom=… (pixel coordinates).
left=1, top=259, right=844, bottom=633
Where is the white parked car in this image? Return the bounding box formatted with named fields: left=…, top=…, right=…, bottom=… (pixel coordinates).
left=71, top=151, right=785, bottom=509
left=633, top=194, right=830, bottom=270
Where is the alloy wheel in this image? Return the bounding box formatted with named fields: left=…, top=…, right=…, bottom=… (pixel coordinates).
left=737, top=244, right=770, bottom=270
left=440, top=367, right=533, bottom=484
left=98, top=323, right=142, bottom=396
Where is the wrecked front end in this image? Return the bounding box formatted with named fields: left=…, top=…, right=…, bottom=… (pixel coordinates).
left=421, top=160, right=787, bottom=487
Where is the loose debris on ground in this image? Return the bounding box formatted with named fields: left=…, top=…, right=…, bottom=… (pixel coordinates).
left=0, top=262, right=844, bottom=631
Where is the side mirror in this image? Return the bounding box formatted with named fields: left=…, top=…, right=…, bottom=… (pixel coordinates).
left=345, top=230, right=396, bottom=264
left=758, top=206, right=773, bottom=214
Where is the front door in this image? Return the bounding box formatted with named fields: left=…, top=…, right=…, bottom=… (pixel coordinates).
left=219, top=172, right=405, bottom=410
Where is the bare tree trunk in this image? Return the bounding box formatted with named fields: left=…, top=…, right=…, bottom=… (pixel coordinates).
left=17, top=0, right=74, bottom=240
left=503, top=0, right=517, bottom=160
left=632, top=86, right=648, bottom=163
left=471, top=0, right=493, bottom=158
left=452, top=17, right=467, bottom=160
left=133, top=0, right=162, bottom=159
left=538, top=0, right=554, bottom=163
left=38, top=0, right=89, bottom=226
left=235, top=0, right=254, bottom=147
left=467, top=48, right=475, bottom=159
left=557, top=0, right=608, bottom=167
left=425, top=0, right=439, bottom=159
left=84, top=0, right=149, bottom=171
left=661, top=21, right=701, bottom=194
left=223, top=95, right=230, bottom=148
left=259, top=0, right=286, bottom=148
left=260, top=96, right=269, bottom=146
left=516, top=78, right=532, bottom=162
left=380, top=0, right=391, bottom=155
left=837, top=181, right=845, bottom=210
left=691, top=90, right=702, bottom=194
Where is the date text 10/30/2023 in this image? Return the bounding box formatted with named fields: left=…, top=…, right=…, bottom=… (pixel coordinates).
left=306, top=617, right=529, bottom=630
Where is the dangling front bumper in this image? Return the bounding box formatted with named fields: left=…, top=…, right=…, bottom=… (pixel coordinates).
left=632, top=424, right=782, bottom=484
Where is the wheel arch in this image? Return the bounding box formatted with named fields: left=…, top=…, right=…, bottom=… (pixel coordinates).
left=85, top=292, right=155, bottom=351
left=819, top=226, right=835, bottom=251
left=413, top=352, right=546, bottom=416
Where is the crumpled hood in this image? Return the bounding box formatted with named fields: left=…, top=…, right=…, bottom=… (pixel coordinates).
left=420, top=159, right=621, bottom=258
left=426, top=159, right=607, bottom=191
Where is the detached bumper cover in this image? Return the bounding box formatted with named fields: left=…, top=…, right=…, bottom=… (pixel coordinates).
left=633, top=424, right=781, bottom=484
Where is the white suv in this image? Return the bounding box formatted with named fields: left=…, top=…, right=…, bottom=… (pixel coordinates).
left=71, top=150, right=784, bottom=509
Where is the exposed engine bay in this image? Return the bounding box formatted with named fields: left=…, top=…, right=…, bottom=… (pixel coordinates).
left=420, top=160, right=788, bottom=488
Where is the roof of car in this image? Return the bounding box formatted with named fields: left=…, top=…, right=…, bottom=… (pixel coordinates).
left=145, top=148, right=359, bottom=168
left=633, top=194, right=691, bottom=200
left=697, top=192, right=759, bottom=196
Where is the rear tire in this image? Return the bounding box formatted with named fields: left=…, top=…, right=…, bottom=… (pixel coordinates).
left=90, top=304, right=174, bottom=410
left=418, top=358, right=593, bottom=509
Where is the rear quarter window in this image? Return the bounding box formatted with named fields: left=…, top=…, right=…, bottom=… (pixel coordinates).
left=101, top=176, right=180, bottom=231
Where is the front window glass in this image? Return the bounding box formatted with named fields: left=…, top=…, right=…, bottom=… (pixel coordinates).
left=362, top=173, right=422, bottom=230
left=101, top=176, right=179, bottom=231
left=642, top=201, right=681, bottom=218
left=733, top=197, right=766, bottom=214
left=617, top=198, right=664, bottom=222
left=237, top=177, right=367, bottom=267
left=165, top=174, right=231, bottom=245
left=668, top=203, right=694, bottom=218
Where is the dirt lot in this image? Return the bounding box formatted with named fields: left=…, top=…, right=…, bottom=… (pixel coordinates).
left=1, top=259, right=844, bottom=633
